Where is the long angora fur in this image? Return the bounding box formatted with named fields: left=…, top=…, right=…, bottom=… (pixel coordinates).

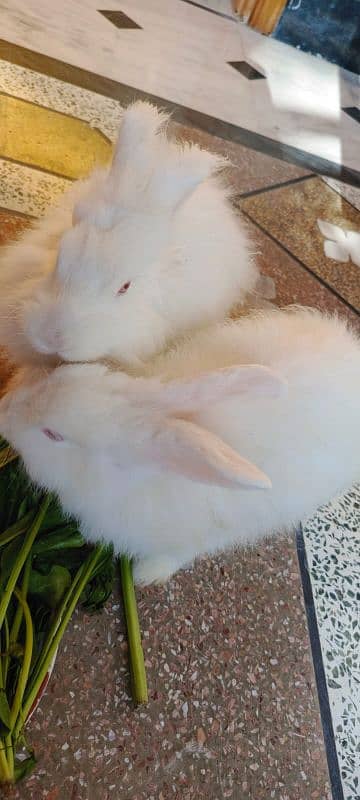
left=1, top=307, right=359, bottom=585
left=0, top=101, right=258, bottom=368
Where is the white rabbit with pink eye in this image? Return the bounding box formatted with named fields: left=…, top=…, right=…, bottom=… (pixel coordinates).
left=0, top=101, right=259, bottom=369
left=1, top=307, right=359, bottom=585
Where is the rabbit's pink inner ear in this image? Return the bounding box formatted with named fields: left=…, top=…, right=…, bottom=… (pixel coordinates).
left=151, top=418, right=272, bottom=490
left=42, top=428, right=64, bottom=442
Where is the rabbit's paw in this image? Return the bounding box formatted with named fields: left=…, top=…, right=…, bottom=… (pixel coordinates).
left=133, top=556, right=179, bottom=586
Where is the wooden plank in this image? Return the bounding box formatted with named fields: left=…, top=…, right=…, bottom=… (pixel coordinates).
left=249, top=0, right=288, bottom=34
left=233, top=0, right=258, bottom=22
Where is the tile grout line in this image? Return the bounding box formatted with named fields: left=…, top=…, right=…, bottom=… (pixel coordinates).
left=179, top=0, right=239, bottom=23
left=0, top=205, right=36, bottom=221
left=236, top=173, right=316, bottom=199
left=296, top=527, right=345, bottom=800
left=0, top=40, right=359, bottom=189
left=240, top=208, right=360, bottom=317
left=0, top=154, right=74, bottom=183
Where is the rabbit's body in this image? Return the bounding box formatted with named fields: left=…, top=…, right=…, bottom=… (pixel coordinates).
left=0, top=103, right=257, bottom=368
left=1, top=308, right=359, bottom=584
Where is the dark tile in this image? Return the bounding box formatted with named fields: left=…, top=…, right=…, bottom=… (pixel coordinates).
left=228, top=61, right=265, bottom=80
left=343, top=106, right=360, bottom=124
left=98, top=10, right=142, bottom=30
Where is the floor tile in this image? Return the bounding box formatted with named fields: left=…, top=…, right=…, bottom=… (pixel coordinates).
left=0, top=0, right=359, bottom=175
left=172, top=121, right=311, bottom=193
left=0, top=159, right=70, bottom=217
left=302, top=485, right=360, bottom=800
left=228, top=60, right=265, bottom=79
left=99, top=10, right=143, bottom=30
left=0, top=56, right=311, bottom=201
left=0, top=46, right=357, bottom=799
left=241, top=176, right=360, bottom=314
left=234, top=208, right=360, bottom=331
left=0, top=94, right=111, bottom=179
left=0, top=207, right=32, bottom=246
left=6, top=539, right=331, bottom=800
left=322, top=175, right=360, bottom=213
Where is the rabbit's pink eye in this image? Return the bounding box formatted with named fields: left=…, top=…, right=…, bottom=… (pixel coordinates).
left=117, top=281, right=131, bottom=295
left=42, top=428, right=64, bottom=442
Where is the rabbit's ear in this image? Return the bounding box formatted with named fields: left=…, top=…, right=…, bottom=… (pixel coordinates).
left=112, top=101, right=169, bottom=173
left=159, top=365, right=286, bottom=413
left=109, top=101, right=225, bottom=213
left=150, top=417, right=271, bottom=490
left=142, top=144, right=225, bottom=212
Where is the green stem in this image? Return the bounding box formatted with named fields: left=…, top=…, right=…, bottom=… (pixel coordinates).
left=0, top=626, right=12, bottom=782
left=119, top=556, right=148, bottom=705
left=0, top=511, right=35, bottom=549
left=0, top=496, right=50, bottom=630
left=9, top=590, right=33, bottom=732
left=0, top=745, right=11, bottom=783
left=2, top=616, right=10, bottom=688
left=9, top=558, right=32, bottom=649
left=15, top=544, right=105, bottom=740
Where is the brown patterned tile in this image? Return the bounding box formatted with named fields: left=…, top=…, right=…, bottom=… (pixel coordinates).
left=172, top=121, right=311, bottom=194
left=234, top=213, right=360, bottom=332
left=6, top=539, right=331, bottom=800
left=0, top=207, right=32, bottom=247
left=241, top=176, right=360, bottom=313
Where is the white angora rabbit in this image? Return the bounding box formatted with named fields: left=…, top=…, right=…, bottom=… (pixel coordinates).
left=0, top=101, right=258, bottom=368
left=1, top=308, right=359, bottom=585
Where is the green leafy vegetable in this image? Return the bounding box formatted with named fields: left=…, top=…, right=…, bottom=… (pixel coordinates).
left=0, top=441, right=147, bottom=784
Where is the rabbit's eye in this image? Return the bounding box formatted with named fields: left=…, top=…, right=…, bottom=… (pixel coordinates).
left=42, top=428, right=64, bottom=442
left=117, top=281, right=131, bottom=295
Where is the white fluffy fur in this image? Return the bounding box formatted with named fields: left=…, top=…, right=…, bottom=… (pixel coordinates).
left=0, top=101, right=257, bottom=368
left=1, top=308, right=359, bottom=585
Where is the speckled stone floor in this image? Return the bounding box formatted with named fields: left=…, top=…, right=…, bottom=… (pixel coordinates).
left=5, top=541, right=331, bottom=800
left=0, top=33, right=359, bottom=800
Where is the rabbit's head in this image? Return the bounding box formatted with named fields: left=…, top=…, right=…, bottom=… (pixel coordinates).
left=5, top=361, right=285, bottom=492
left=20, top=102, right=224, bottom=366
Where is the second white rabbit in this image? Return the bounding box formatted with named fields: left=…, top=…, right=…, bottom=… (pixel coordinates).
left=1, top=307, right=359, bottom=584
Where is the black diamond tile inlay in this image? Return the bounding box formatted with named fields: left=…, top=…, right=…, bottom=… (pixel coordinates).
left=343, top=107, right=360, bottom=124
left=98, top=10, right=142, bottom=30
left=228, top=61, right=265, bottom=80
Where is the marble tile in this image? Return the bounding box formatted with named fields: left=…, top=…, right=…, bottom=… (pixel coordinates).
left=0, top=0, right=359, bottom=174
left=0, top=159, right=70, bottom=216
left=0, top=57, right=311, bottom=201
left=302, top=485, right=360, bottom=800
left=241, top=176, right=360, bottom=313
left=0, top=59, right=124, bottom=141
left=323, top=175, right=360, bottom=212
left=181, top=0, right=237, bottom=21
left=0, top=93, right=112, bottom=179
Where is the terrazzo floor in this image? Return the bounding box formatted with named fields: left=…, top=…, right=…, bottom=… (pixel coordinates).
left=0, top=8, right=359, bottom=800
